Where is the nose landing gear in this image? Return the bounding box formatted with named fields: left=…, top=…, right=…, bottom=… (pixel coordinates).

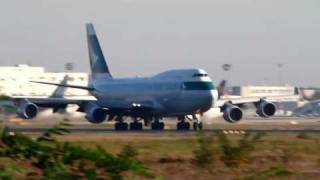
left=193, top=121, right=203, bottom=131
left=177, top=115, right=203, bottom=131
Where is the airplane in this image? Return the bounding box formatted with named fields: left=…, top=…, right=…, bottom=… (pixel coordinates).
left=9, top=23, right=278, bottom=131
left=32, top=74, right=90, bottom=114
left=0, top=75, right=78, bottom=115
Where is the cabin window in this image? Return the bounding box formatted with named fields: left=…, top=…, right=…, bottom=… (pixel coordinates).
left=193, top=73, right=208, bottom=77
left=182, top=81, right=215, bottom=90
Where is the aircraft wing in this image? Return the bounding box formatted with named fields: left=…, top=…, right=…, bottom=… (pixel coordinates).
left=214, top=95, right=300, bottom=107
left=4, top=95, right=158, bottom=116
left=9, top=96, right=97, bottom=105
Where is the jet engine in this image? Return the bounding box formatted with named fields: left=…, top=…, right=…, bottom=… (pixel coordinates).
left=84, top=103, right=107, bottom=123
left=222, top=103, right=243, bottom=123
left=17, top=99, right=38, bottom=119
left=256, top=100, right=276, bottom=118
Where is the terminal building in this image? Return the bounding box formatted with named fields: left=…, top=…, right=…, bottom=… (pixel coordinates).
left=0, top=64, right=90, bottom=97
left=230, top=86, right=296, bottom=97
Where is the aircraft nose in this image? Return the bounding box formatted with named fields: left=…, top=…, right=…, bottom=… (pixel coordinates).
left=201, top=90, right=215, bottom=112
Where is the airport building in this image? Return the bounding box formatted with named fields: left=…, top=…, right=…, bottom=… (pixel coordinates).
left=230, top=85, right=296, bottom=97
left=0, top=64, right=90, bottom=97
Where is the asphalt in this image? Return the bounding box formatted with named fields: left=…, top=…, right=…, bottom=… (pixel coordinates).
left=6, top=127, right=320, bottom=134
left=3, top=115, right=320, bottom=134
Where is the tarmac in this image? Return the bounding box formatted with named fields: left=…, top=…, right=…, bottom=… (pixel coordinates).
left=1, top=113, right=320, bottom=134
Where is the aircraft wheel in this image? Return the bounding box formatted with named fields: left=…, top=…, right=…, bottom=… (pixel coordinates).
left=177, top=122, right=183, bottom=130
left=151, top=122, right=164, bottom=130
left=160, top=122, right=165, bottom=130
left=177, top=122, right=190, bottom=131
left=198, top=122, right=203, bottom=130
left=193, top=122, right=203, bottom=131
left=130, top=122, right=143, bottom=131
left=193, top=122, right=198, bottom=131
left=185, top=122, right=190, bottom=130
left=158, top=122, right=164, bottom=130
left=115, top=122, right=128, bottom=131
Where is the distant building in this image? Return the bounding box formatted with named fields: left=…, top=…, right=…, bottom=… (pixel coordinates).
left=230, top=85, right=296, bottom=97
left=226, top=85, right=299, bottom=116
left=0, top=64, right=90, bottom=97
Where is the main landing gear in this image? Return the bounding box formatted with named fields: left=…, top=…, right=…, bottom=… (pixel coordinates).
left=115, top=116, right=144, bottom=131
left=114, top=115, right=202, bottom=131
left=177, top=116, right=190, bottom=131
left=129, top=120, right=143, bottom=131
left=115, top=121, right=128, bottom=131
left=151, top=117, right=164, bottom=130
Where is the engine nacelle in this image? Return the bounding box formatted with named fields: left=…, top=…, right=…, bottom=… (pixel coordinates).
left=84, top=103, right=107, bottom=123
left=17, top=100, right=38, bottom=119
left=222, top=103, right=243, bottom=123
left=256, top=100, right=276, bottom=118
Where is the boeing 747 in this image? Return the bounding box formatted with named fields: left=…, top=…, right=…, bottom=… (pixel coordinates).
left=10, top=24, right=278, bottom=130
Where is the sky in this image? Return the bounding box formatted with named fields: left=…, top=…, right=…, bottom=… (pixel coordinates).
left=0, top=0, right=319, bottom=86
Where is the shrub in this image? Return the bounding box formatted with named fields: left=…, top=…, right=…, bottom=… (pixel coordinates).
left=0, top=119, right=153, bottom=180
left=296, top=132, right=310, bottom=139
left=244, top=165, right=293, bottom=180
left=217, top=131, right=264, bottom=168
left=193, top=131, right=214, bottom=168
left=118, top=144, right=139, bottom=160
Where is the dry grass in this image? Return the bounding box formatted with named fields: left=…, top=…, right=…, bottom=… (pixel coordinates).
left=46, top=133, right=320, bottom=180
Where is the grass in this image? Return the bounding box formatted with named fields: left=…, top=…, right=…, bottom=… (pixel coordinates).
left=0, top=120, right=153, bottom=180
left=51, top=132, right=320, bottom=180
left=2, top=128, right=320, bottom=179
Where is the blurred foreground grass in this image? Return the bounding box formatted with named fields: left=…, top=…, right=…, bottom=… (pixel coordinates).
left=54, top=132, right=320, bottom=180
left=1, top=119, right=320, bottom=180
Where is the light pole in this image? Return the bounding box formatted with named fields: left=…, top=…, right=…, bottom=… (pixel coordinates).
left=222, top=63, right=232, bottom=83
left=65, top=62, right=74, bottom=72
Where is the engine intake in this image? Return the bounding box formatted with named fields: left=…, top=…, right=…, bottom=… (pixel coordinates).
left=256, top=100, right=276, bottom=118
left=17, top=100, right=38, bottom=119
left=84, top=103, right=107, bottom=123
left=222, top=103, right=243, bottom=123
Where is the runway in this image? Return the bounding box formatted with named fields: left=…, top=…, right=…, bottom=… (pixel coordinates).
left=2, top=115, right=320, bottom=134
left=5, top=127, right=320, bottom=134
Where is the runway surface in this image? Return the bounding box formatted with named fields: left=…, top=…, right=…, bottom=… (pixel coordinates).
left=2, top=114, right=320, bottom=134
left=6, top=127, right=320, bottom=134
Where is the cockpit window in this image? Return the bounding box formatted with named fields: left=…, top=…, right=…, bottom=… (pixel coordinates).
left=193, top=73, right=208, bottom=77
left=182, top=81, right=215, bottom=90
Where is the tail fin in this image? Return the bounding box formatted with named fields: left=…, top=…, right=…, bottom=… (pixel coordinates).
left=86, top=23, right=112, bottom=78
left=217, top=80, right=227, bottom=99
left=50, top=75, right=69, bottom=98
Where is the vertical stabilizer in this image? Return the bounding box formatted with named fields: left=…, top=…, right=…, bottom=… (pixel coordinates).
left=50, top=75, right=69, bottom=98
left=217, top=80, right=227, bottom=99
left=86, top=23, right=112, bottom=79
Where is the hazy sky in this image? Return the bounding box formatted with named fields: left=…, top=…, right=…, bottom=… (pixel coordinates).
left=0, top=0, right=319, bottom=86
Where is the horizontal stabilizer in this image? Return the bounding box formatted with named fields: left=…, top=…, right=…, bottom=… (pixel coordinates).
left=30, top=81, right=94, bottom=91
